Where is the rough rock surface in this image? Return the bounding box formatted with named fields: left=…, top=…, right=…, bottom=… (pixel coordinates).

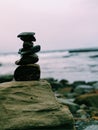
left=0, top=80, right=75, bottom=130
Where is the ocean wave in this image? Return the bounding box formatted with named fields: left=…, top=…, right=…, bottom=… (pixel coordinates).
left=89, top=55, right=98, bottom=58
left=0, top=49, right=98, bottom=82
left=39, top=51, right=70, bottom=58
left=0, top=54, right=19, bottom=65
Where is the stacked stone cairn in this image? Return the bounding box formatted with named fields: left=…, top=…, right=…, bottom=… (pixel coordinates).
left=14, top=32, right=41, bottom=81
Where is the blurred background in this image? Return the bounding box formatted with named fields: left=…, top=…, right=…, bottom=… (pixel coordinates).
left=0, top=0, right=98, bottom=82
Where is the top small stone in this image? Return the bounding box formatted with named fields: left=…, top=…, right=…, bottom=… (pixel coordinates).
left=17, top=32, right=36, bottom=42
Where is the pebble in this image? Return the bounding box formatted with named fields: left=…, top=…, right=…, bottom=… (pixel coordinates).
left=17, top=32, right=36, bottom=42
left=19, top=45, right=41, bottom=55
left=15, top=54, right=39, bottom=65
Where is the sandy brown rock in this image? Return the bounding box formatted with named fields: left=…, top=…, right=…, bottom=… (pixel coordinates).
left=0, top=80, right=75, bottom=130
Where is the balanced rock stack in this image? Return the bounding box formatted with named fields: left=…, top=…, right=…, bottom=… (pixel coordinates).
left=14, top=32, right=41, bottom=81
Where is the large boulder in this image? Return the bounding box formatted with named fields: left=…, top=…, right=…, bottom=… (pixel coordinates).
left=0, top=80, right=75, bottom=130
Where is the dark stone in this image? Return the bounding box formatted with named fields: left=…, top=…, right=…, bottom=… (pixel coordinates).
left=14, top=64, right=40, bottom=81
left=50, top=82, right=63, bottom=90
left=17, top=32, right=36, bottom=42
left=0, top=75, right=13, bottom=83
left=19, top=45, right=41, bottom=55
left=59, top=79, right=69, bottom=87
left=29, top=45, right=41, bottom=54
left=15, top=54, right=39, bottom=65
left=23, top=42, right=33, bottom=49
left=87, top=81, right=97, bottom=86
left=75, top=93, right=98, bottom=108
left=72, top=81, right=86, bottom=87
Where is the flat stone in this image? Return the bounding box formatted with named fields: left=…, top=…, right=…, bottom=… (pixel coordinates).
left=0, top=80, right=74, bottom=130
left=14, top=64, right=40, bottom=81
left=19, top=45, right=41, bottom=55
left=18, top=32, right=35, bottom=36
left=17, top=32, right=36, bottom=42
left=15, top=54, right=39, bottom=65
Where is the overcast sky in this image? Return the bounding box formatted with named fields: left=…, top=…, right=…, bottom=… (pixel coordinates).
left=0, top=0, right=98, bottom=52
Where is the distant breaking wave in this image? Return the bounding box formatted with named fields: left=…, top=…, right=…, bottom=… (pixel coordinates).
left=41, top=47, right=98, bottom=53
left=0, top=47, right=98, bottom=82
left=39, top=50, right=70, bottom=58
left=68, top=47, right=98, bottom=53
left=0, top=47, right=98, bottom=65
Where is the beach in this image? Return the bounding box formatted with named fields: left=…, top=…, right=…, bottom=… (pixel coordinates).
left=0, top=75, right=98, bottom=130
left=0, top=48, right=98, bottom=130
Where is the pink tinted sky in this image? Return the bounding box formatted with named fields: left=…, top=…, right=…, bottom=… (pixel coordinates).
left=0, top=0, right=98, bottom=52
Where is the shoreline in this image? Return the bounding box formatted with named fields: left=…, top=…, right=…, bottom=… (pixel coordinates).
left=40, top=47, right=98, bottom=53
left=0, top=49, right=98, bottom=83
left=0, top=74, right=97, bottom=84
left=0, top=74, right=98, bottom=85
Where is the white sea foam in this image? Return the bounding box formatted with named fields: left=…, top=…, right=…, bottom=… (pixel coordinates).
left=0, top=54, right=19, bottom=65
left=0, top=50, right=98, bottom=82
left=39, top=51, right=70, bottom=58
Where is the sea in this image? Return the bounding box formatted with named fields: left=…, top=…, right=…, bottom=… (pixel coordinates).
left=0, top=48, right=98, bottom=83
